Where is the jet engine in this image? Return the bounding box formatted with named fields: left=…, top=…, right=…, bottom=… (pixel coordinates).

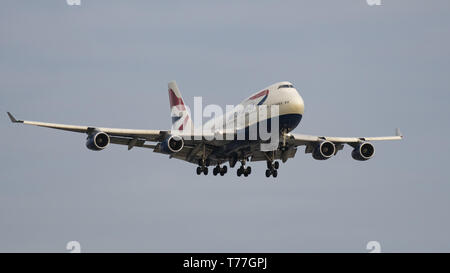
left=351, top=142, right=375, bottom=161
left=86, top=132, right=110, bottom=151
left=312, top=140, right=336, bottom=160
left=160, top=135, right=184, bottom=154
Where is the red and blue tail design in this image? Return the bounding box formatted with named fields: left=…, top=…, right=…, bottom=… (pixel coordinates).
left=168, top=81, right=192, bottom=132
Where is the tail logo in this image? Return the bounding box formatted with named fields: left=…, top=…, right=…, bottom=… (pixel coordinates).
left=169, top=88, right=190, bottom=131
left=169, top=88, right=186, bottom=110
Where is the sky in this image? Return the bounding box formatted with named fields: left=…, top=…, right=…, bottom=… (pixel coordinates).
left=1, top=0, right=449, bottom=252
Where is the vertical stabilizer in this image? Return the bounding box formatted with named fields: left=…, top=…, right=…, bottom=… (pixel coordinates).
left=168, top=81, right=192, bottom=132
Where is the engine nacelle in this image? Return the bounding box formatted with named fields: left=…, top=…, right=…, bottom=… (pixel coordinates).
left=312, top=140, right=336, bottom=160
left=160, top=135, right=184, bottom=154
left=86, top=132, right=110, bottom=151
left=352, top=142, right=375, bottom=161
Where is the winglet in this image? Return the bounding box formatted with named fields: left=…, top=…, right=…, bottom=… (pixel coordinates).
left=7, top=112, right=22, bottom=123
left=396, top=128, right=403, bottom=138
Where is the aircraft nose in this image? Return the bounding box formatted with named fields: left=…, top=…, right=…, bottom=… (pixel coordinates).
left=289, top=89, right=304, bottom=115
left=295, top=93, right=305, bottom=115
left=278, top=88, right=304, bottom=116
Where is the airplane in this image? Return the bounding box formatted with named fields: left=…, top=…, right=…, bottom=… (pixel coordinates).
left=7, top=81, right=402, bottom=178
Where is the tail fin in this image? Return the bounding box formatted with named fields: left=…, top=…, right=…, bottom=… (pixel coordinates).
left=168, top=81, right=192, bottom=132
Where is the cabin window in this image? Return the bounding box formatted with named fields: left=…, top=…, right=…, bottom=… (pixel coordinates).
left=278, top=84, right=294, bottom=89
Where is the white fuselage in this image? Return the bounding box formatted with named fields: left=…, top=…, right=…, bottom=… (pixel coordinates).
left=203, top=81, right=305, bottom=134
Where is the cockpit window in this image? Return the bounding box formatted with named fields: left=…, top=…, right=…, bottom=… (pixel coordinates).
left=278, top=84, right=294, bottom=89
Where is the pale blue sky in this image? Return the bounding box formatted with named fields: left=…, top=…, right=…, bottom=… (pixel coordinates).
left=1, top=0, right=449, bottom=252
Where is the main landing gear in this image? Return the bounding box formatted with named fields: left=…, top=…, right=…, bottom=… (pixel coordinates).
left=196, top=159, right=229, bottom=176
left=213, top=165, right=228, bottom=176
left=265, top=160, right=279, bottom=178
left=196, top=165, right=208, bottom=175
left=237, top=160, right=251, bottom=177
left=196, top=158, right=210, bottom=175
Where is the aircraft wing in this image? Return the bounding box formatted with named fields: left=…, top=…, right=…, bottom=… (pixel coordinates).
left=289, top=128, right=403, bottom=146
left=7, top=112, right=167, bottom=149
left=7, top=111, right=403, bottom=165
left=287, top=128, right=403, bottom=158
left=6, top=112, right=237, bottom=164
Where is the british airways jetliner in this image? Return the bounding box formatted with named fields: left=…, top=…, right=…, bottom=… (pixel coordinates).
left=7, top=81, right=402, bottom=178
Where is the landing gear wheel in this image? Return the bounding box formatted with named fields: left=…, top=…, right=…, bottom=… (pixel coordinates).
left=265, top=169, right=271, bottom=177
left=237, top=167, right=243, bottom=177
left=273, top=161, right=279, bottom=170
left=213, top=167, right=218, bottom=176
left=196, top=166, right=202, bottom=175
left=272, top=169, right=278, bottom=178
left=246, top=166, right=251, bottom=175
left=220, top=165, right=227, bottom=176
left=203, top=167, right=208, bottom=175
